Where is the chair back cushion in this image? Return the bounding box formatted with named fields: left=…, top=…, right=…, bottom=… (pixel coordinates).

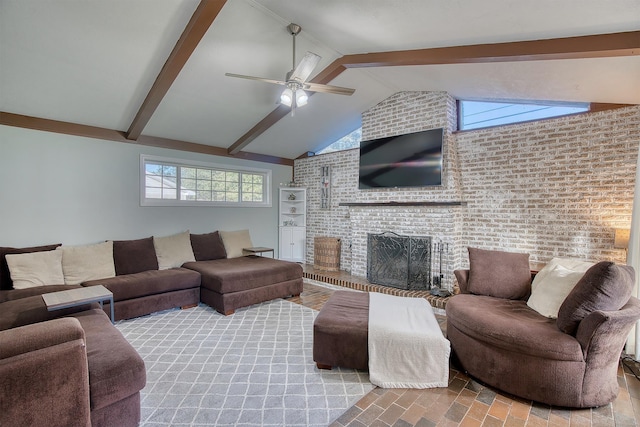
left=557, top=261, right=635, bottom=335
left=467, top=247, right=531, bottom=300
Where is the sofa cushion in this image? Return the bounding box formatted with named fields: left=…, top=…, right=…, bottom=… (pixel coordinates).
left=557, top=261, right=635, bottom=335
left=0, top=285, right=81, bottom=304
left=190, top=231, right=227, bottom=261
left=467, top=247, right=531, bottom=300
left=82, top=268, right=201, bottom=302
left=446, top=294, right=583, bottom=361
left=183, top=256, right=302, bottom=294
left=526, top=265, right=586, bottom=318
left=70, top=309, right=146, bottom=411
left=153, top=231, right=195, bottom=269
left=112, top=237, right=158, bottom=275
left=219, top=229, right=253, bottom=258
left=5, top=249, right=64, bottom=289
left=0, top=287, right=93, bottom=331
left=60, top=242, right=116, bottom=285
left=0, top=244, right=61, bottom=290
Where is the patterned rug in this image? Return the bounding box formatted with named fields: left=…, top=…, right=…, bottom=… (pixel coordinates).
left=115, top=300, right=373, bottom=427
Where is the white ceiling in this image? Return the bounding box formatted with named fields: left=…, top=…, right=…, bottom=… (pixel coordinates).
left=1, top=0, right=639, bottom=160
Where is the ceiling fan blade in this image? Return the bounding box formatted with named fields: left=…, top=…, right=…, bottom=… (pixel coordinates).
left=289, top=52, right=321, bottom=82
left=225, top=73, right=285, bottom=86
left=303, top=82, right=356, bottom=96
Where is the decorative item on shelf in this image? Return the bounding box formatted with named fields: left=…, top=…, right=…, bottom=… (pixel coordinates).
left=320, top=165, right=330, bottom=210
left=290, top=207, right=297, bottom=213
left=283, top=220, right=296, bottom=226
left=288, top=193, right=297, bottom=200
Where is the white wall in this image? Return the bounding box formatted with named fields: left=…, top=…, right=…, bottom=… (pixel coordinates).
left=0, top=125, right=293, bottom=251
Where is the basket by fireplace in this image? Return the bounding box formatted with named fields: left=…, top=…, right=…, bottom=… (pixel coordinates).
left=314, top=237, right=341, bottom=271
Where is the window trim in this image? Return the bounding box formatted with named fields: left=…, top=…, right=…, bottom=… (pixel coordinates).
left=140, top=154, right=272, bottom=207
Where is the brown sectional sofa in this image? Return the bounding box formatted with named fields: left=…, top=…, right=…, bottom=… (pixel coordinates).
left=447, top=248, right=640, bottom=408
left=0, top=231, right=303, bottom=427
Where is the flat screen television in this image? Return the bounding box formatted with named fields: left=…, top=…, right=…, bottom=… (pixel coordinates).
left=358, top=128, right=444, bottom=189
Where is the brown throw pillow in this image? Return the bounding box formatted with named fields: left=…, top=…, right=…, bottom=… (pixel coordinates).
left=557, top=261, right=634, bottom=335
left=467, top=247, right=531, bottom=299
left=190, top=231, right=227, bottom=261
left=112, top=237, right=159, bottom=275
left=0, top=244, right=61, bottom=290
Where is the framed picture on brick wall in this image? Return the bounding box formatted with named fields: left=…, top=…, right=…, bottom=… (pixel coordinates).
left=320, top=166, right=330, bottom=209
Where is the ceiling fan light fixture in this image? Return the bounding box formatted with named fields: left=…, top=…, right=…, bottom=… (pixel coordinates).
left=295, top=89, right=308, bottom=107
left=280, top=88, right=293, bottom=107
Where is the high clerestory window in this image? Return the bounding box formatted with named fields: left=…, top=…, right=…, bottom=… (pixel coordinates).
left=316, top=127, right=362, bottom=154
left=140, top=155, right=271, bottom=207
left=458, top=100, right=590, bottom=131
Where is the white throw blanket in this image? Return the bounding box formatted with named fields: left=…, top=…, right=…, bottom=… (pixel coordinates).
left=368, top=292, right=450, bottom=388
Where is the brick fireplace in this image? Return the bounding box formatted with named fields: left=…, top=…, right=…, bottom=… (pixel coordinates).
left=294, top=91, right=638, bottom=291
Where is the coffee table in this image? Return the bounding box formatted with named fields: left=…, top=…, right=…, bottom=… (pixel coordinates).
left=42, top=285, right=115, bottom=324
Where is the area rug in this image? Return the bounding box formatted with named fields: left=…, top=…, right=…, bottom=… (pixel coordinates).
left=115, top=299, right=373, bottom=427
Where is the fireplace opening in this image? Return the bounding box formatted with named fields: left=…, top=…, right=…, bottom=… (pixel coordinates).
left=366, top=232, right=432, bottom=290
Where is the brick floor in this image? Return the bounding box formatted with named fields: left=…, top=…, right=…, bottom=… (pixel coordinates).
left=287, top=280, right=640, bottom=427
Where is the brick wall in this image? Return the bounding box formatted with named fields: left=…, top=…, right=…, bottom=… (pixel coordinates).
left=295, top=91, right=639, bottom=290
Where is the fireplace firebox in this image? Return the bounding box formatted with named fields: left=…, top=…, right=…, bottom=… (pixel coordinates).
left=366, top=232, right=432, bottom=290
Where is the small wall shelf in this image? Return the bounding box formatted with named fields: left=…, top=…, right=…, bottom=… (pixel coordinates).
left=339, top=201, right=467, bottom=207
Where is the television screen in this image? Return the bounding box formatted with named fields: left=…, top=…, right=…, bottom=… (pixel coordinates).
left=358, top=128, right=443, bottom=189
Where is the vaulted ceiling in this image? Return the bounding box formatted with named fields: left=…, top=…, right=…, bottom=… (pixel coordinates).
left=1, top=0, right=639, bottom=165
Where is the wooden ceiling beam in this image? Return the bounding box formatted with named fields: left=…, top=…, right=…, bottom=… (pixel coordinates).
left=342, top=31, right=640, bottom=68
left=0, top=112, right=293, bottom=166
left=125, top=0, right=227, bottom=141
left=229, top=30, right=640, bottom=156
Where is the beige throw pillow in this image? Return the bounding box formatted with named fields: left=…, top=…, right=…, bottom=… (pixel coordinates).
left=219, top=229, right=253, bottom=258
left=526, top=264, right=586, bottom=318
left=153, top=231, right=196, bottom=269
left=5, top=249, right=65, bottom=289
left=531, top=257, right=594, bottom=293
left=60, top=241, right=116, bottom=285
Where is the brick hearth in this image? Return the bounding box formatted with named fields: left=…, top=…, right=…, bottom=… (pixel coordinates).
left=302, top=264, right=451, bottom=311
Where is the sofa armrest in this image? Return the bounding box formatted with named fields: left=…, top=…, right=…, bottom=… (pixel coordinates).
left=575, top=297, right=640, bottom=357
left=453, top=269, right=470, bottom=293
left=0, top=318, right=92, bottom=427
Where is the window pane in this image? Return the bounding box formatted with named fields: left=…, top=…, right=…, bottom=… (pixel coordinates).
left=162, top=166, right=177, bottom=177
left=317, top=127, right=362, bottom=154
left=181, top=178, right=196, bottom=190
left=164, top=177, right=177, bottom=189
left=182, top=167, right=196, bottom=179
left=196, top=191, right=212, bottom=201
left=459, top=100, right=589, bottom=130
left=196, top=169, right=211, bottom=180
left=225, top=182, right=238, bottom=193
left=226, top=193, right=238, bottom=202
left=226, top=172, right=239, bottom=183
left=162, top=188, right=176, bottom=199
left=146, top=163, right=163, bottom=175
left=213, top=171, right=226, bottom=181
left=196, top=180, right=212, bottom=191
left=181, top=190, right=196, bottom=200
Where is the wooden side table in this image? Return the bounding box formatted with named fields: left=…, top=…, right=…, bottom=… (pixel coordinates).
left=42, top=285, right=115, bottom=324
left=243, top=247, right=275, bottom=258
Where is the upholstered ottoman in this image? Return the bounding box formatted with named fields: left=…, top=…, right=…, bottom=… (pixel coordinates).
left=183, top=256, right=303, bottom=315
left=313, top=290, right=369, bottom=370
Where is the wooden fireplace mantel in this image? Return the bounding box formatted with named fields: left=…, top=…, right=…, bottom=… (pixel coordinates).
left=338, top=201, right=467, bottom=207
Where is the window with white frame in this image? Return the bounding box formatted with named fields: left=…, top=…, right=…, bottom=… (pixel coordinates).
left=141, top=155, right=271, bottom=207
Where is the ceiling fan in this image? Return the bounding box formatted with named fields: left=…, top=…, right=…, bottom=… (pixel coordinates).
left=225, top=23, right=355, bottom=112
